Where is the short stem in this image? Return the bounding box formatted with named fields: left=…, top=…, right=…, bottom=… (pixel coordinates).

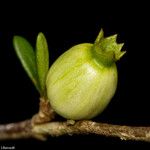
left=32, top=98, right=55, bottom=125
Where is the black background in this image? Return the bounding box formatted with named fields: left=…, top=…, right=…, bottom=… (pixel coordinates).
left=0, top=1, right=150, bottom=149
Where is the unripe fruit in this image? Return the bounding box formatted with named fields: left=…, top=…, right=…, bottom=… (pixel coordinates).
left=46, top=29, right=126, bottom=120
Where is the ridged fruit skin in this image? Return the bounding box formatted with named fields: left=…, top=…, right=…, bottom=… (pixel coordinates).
left=46, top=43, right=118, bottom=120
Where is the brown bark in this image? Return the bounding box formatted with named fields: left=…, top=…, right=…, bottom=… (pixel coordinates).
left=0, top=120, right=150, bottom=142
left=0, top=120, right=32, bottom=140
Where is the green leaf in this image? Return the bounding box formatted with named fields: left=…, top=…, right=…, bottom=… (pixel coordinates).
left=13, top=36, right=40, bottom=92
left=36, top=32, right=49, bottom=97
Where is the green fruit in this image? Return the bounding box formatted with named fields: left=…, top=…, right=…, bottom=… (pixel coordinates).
left=46, top=29, right=126, bottom=120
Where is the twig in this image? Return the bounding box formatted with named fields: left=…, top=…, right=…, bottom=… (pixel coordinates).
left=0, top=120, right=150, bottom=142
left=0, top=120, right=32, bottom=140
left=33, top=121, right=150, bottom=142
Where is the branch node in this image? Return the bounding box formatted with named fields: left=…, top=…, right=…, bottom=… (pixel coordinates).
left=32, top=98, right=55, bottom=125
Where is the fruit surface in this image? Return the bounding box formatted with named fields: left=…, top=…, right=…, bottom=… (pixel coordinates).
left=46, top=30, right=125, bottom=120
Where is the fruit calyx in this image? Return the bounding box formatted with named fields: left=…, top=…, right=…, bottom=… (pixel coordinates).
left=92, top=29, right=126, bottom=66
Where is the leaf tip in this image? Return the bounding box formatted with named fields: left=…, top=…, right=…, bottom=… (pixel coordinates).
left=37, top=32, right=46, bottom=41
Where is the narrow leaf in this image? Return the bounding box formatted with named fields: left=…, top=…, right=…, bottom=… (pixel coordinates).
left=13, top=36, right=40, bottom=92
left=36, top=32, right=49, bottom=96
